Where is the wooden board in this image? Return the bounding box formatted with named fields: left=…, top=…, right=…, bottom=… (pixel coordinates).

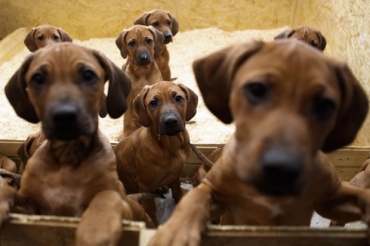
left=0, top=214, right=144, bottom=246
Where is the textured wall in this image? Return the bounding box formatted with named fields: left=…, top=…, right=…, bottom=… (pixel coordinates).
left=292, top=0, right=370, bottom=146
left=0, top=0, right=294, bottom=40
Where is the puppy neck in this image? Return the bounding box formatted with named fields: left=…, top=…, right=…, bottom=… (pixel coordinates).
left=47, top=132, right=99, bottom=165
left=126, top=61, right=160, bottom=79
left=148, top=126, right=188, bottom=150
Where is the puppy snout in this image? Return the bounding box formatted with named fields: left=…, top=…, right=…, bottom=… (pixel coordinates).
left=259, top=148, right=302, bottom=196
left=164, top=33, right=173, bottom=44
left=52, top=104, right=78, bottom=125
left=158, top=112, right=184, bottom=136
left=136, top=51, right=152, bottom=66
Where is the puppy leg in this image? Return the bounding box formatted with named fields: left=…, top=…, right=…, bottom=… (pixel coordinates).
left=169, top=178, right=183, bottom=203
left=315, top=184, right=370, bottom=231
left=76, top=190, right=132, bottom=246
left=148, top=183, right=214, bottom=246
left=0, top=186, right=17, bottom=227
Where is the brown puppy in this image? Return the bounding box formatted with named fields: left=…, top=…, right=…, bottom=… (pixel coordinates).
left=2, top=43, right=154, bottom=245
left=0, top=155, right=19, bottom=189
left=274, top=25, right=326, bottom=51
left=114, top=81, right=198, bottom=224
left=148, top=40, right=370, bottom=246
left=116, top=25, right=164, bottom=138
left=24, top=24, right=73, bottom=52
left=134, top=9, right=179, bottom=81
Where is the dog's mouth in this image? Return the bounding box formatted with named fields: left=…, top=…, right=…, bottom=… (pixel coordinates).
left=135, top=51, right=153, bottom=66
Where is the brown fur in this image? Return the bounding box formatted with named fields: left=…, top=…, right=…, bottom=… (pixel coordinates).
left=24, top=24, right=73, bottom=52
left=274, top=25, right=327, bottom=51
left=134, top=9, right=179, bottom=81
left=2, top=43, right=154, bottom=245
left=114, top=81, right=198, bottom=225
left=148, top=40, right=370, bottom=246
left=115, top=25, right=164, bottom=138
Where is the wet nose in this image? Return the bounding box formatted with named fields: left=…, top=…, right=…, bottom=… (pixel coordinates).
left=52, top=104, right=78, bottom=125
left=163, top=114, right=178, bottom=127
left=260, top=148, right=302, bottom=194
left=164, top=33, right=173, bottom=42
left=139, top=53, right=149, bottom=62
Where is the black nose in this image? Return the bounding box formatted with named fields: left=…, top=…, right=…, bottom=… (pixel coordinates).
left=47, top=104, right=80, bottom=141
left=52, top=104, right=78, bottom=125
left=139, top=53, right=149, bottom=61
left=163, top=115, right=178, bottom=127
left=259, top=148, right=302, bottom=195
left=164, top=33, right=172, bottom=42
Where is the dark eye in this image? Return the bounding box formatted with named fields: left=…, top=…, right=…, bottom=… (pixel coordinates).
left=53, top=35, right=59, bottom=41
left=146, top=38, right=153, bottom=45
left=37, top=35, right=44, bottom=41
left=175, top=95, right=183, bottom=103
left=244, top=82, right=269, bottom=104
left=30, top=72, right=45, bottom=88
left=313, top=98, right=335, bottom=120
left=82, top=69, right=97, bottom=84
left=310, top=40, right=318, bottom=47
left=152, top=22, right=159, bottom=27
left=128, top=40, right=136, bottom=47
left=167, top=20, right=172, bottom=26
left=149, top=99, right=158, bottom=107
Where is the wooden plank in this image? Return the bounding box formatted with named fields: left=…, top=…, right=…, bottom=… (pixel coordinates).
left=0, top=28, right=28, bottom=64
left=140, top=226, right=367, bottom=246
left=0, top=213, right=144, bottom=246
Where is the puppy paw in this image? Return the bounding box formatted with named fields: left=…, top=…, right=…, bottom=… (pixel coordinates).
left=0, top=186, right=17, bottom=227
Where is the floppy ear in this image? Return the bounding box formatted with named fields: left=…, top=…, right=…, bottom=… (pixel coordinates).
left=178, top=84, right=198, bottom=121
left=133, top=12, right=151, bottom=25
left=98, top=94, right=108, bottom=118
left=274, top=29, right=295, bottom=40
left=192, top=40, right=264, bottom=123
left=57, top=28, right=73, bottom=42
left=148, top=27, right=164, bottom=54
left=92, top=50, right=131, bottom=119
left=5, top=54, right=39, bottom=123
left=316, top=31, right=327, bottom=51
left=168, top=12, right=179, bottom=36
left=133, top=86, right=151, bottom=127
left=322, top=61, right=369, bottom=152
left=115, top=30, right=129, bottom=59
left=24, top=28, right=38, bottom=52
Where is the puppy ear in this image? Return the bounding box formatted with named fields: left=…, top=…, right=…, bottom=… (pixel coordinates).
left=178, top=83, right=198, bottom=121
left=192, top=40, right=263, bottom=123
left=5, top=54, right=39, bottom=123
left=316, top=31, right=327, bottom=51
left=168, top=13, right=179, bottom=36
left=115, top=30, right=129, bottom=59
left=92, top=50, right=131, bottom=119
left=133, top=12, right=151, bottom=25
left=274, top=29, right=295, bottom=40
left=98, top=94, right=108, bottom=118
left=322, top=61, right=369, bottom=152
left=148, top=27, right=164, bottom=54
left=57, top=28, right=73, bottom=42
left=24, top=28, right=38, bottom=52
left=133, top=86, right=151, bottom=127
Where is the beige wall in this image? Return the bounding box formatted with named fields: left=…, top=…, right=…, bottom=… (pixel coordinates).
left=0, top=0, right=294, bottom=40
left=293, top=0, right=370, bottom=146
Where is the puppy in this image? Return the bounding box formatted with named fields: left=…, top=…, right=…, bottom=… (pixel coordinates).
left=114, top=81, right=198, bottom=224
left=274, top=25, right=326, bottom=51
left=2, top=43, right=153, bottom=245
left=148, top=40, right=370, bottom=246
left=24, top=24, right=73, bottom=52
left=134, top=9, right=179, bottom=81
left=115, top=25, right=164, bottom=138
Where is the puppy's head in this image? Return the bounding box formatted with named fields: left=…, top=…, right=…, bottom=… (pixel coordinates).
left=24, top=24, right=73, bottom=52
left=115, top=25, right=164, bottom=66
left=134, top=9, right=179, bottom=44
left=5, top=43, right=131, bottom=141
left=133, top=81, right=198, bottom=136
left=274, top=25, right=327, bottom=51
left=193, top=40, right=368, bottom=196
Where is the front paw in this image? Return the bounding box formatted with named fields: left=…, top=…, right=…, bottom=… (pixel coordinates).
left=0, top=186, right=17, bottom=228
left=148, top=220, right=202, bottom=246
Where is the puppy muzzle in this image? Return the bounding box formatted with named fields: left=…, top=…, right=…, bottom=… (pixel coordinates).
left=135, top=50, right=153, bottom=66
left=163, top=32, right=173, bottom=44
left=158, top=112, right=184, bottom=136
left=254, top=147, right=303, bottom=196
